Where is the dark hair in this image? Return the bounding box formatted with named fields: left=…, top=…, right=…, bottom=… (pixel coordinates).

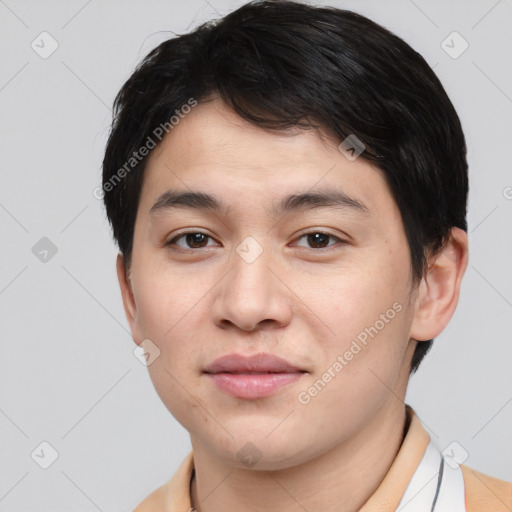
left=102, top=0, right=468, bottom=374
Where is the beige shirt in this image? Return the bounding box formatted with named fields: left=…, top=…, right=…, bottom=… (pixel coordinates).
left=134, top=405, right=512, bottom=512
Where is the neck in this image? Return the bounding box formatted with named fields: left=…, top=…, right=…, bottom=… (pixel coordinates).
left=190, top=401, right=408, bottom=512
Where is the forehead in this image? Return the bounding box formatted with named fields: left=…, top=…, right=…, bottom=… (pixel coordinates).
left=149, top=100, right=335, bottom=169
left=141, top=99, right=395, bottom=220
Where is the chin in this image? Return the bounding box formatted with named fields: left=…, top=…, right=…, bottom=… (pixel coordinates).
left=209, top=433, right=314, bottom=472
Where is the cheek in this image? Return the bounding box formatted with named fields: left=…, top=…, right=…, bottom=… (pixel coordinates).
left=316, top=262, right=408, bottom=341
left=310, top=250, right=413, bottom=397
left=132, top=260, right=199, bottom=338
left=131, top=280, right=202, bottom=424
left=146, top=357, right=209, bottom=438
left=297, top=303, right=412, bottom=436
left=135, top=277, right=207, bottom=431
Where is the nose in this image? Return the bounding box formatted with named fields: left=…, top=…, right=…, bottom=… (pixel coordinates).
left=211, top=244, right=293, bottom=332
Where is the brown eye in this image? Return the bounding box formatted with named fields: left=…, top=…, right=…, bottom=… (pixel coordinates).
left=307, top=232, right=330, bottom=248
left=167, top=232, right=215, bottom=249
left=185, top=233, right=209, bottom=248
left=294, top=231, right=343, bottom=249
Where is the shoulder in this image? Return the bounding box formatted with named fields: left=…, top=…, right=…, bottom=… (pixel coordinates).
left=132, top=451, right=195, bottom=512
left=133, top=482, right=168, bottom=512
left=461, top=464, right=512, bottom=512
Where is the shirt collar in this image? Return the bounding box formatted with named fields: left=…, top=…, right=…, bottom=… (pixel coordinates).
left=360, top=404, right=431, bottom=511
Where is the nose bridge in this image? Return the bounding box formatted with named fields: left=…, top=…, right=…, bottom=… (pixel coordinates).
left=212, top=235, right=292, bottom=331
left=230, top=235, right=274, bottom=307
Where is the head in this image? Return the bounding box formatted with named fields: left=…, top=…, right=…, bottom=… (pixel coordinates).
left=102, top=1, right=468, bottom=469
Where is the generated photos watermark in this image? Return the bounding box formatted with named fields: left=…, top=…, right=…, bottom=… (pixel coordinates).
left=93, top=97, right=198, bottom=200
left=297, top=301, right=403, bottom=405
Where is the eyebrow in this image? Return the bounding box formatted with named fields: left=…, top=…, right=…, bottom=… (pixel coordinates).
left=149, top=188, right=371, bottom=217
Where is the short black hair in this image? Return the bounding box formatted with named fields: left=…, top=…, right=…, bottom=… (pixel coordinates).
left=102, top=0, right=468, bottom=374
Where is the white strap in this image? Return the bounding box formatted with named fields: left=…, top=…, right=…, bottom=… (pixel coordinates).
left=395, top=440, right=466, bottom=512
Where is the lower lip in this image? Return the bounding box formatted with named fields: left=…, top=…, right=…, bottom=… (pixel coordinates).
left=206, top=372, right=304, bottom=399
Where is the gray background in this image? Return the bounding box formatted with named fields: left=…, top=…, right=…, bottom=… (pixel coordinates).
left=0, top=0, right=511, bottom=510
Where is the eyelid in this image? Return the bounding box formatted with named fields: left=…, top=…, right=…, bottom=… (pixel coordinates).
left=165, top=229, right=347, bottom=251
left=165, top=230, right=219, bottom=249
left=291, top=230, right=346, bottom=249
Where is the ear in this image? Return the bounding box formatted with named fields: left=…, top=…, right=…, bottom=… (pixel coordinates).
left=116, top=253, right=142, bottom=345
left=409, top=227, right=469, bottom=341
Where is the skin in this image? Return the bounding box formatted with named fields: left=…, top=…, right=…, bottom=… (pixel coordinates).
left=117, top=98, right=469, bottom=512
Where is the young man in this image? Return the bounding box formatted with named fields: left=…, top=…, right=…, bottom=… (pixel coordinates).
left=101, top=1, right=512, bottom=511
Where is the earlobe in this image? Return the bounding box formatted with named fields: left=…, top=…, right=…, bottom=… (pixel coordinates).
left=116, top=253, right=140, bottom=343
left=409, top=227, right=469, bottom=342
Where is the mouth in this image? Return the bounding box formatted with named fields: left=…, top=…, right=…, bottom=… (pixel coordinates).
left=213, top=371, right=297, bottom=374
left=204, top=353, right=307, bottom=399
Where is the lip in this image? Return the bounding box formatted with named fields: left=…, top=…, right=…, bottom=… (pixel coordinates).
left=204, top=353, right=304, bottom=374
left=204, top=353, right=306, bottom=399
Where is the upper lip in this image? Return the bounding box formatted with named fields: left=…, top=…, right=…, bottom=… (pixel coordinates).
left=204, top=353, right=305, bottom=374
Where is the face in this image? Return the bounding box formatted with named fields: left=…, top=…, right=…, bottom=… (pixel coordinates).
left=121, top=99, right=421, bottom=470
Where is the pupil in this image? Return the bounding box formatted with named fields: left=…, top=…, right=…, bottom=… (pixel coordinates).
left=308, top=233, right=328, bottom=248
left=187, top=233, right=206, bottom=248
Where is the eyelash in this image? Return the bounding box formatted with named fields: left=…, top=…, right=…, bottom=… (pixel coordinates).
left=165, top=230, right=346, bottom=252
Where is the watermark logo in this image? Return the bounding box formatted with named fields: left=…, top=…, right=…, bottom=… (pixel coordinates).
left=338, top=134, right=365, bottom=161
left=236, top=236, right=264, bottom=264
left=31, top=31, right=59, bottom=59
left=31, top=441, right=59, bottom=469
left=236, top=442, right=262, bottom=468
left=441, top=31, right=469, bottom=59
left=442, top=441, right=469, bottom=469
left=133, top=338, right=161, bottom=366
left=32, top=237, right=58, bottom=263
